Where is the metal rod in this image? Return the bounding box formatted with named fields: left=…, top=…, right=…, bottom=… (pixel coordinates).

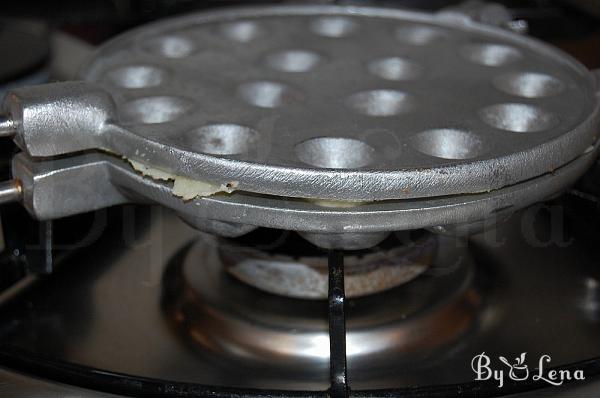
left=328, top=249, right=348, bottom=398
left=0, top=114, right=15, bottom=137
left=0, top=180, right=22, bottom=205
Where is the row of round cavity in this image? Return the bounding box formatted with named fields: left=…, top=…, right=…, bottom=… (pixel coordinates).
left=121, top=85, right=559, bottom=133
left=105, top=52, right=564, bottom=102
left=117, top=98, right=558, bottom=169
left=139, top=15, right=524, bottom=61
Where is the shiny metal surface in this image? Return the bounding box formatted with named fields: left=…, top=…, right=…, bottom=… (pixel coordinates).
left=9, top=145, right=597, bottom=238
left=76, top=5, right=599, bottom=201
left=1, top=207, right=600, bottom=392
left=0, top=114, right=15, bottom=137
left=0, top=180, right=21, bottom=205
left=1, top=5, right=598, bottom=202
left=164, top=233, right=479, bottom=366
left=0, top=4, right=597, bottom=249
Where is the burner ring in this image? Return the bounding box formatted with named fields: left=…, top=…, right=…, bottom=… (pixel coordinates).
left=162, top=235, right=482, bottom=374
left=219, top=231, right=436, bottom=299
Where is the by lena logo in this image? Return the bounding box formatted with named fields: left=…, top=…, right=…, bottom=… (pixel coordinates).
left=471, top=352, right=585, bottom=388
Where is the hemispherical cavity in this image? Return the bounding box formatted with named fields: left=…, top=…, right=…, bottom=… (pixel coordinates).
left=104, top=65, right=165, bottom=88
left=188, top=124, right=258, bottom=155
left=218, top=21, right=263, bottom=42
left=266, top=49, right=321, bottom=73
left=141, top=35, right=194, bottom=58
left=461, top=43, right=522, bottom=66
left=395, top=25, right=445, bottom=45
left=368, top=57, right=422, bottom=81
left=309, top=16, right=358, bottom=37
left=492, top=72, right=564, bottom=98
left=411, top=129, right=485, bottom=160
left=346, top=90, right=416, bottom=116
left=237, top=81, right=298, bottom=108
left=295, top=137, right=375, bottom=169
left=121, top=96, right=194, bottom=124
left=479, top=103, right=559, bottom=132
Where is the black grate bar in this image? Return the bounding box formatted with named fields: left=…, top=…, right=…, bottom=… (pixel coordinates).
left=328, top=249, right=348, bottom=398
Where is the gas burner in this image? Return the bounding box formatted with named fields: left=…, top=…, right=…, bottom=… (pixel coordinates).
left=162, top=232, right=480, bottom=381
left=218, top=229, right=435, bottom=298
left=2, top=208, right=600, bottom=396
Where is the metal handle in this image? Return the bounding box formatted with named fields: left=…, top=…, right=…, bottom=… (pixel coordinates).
left=0, top=81, right=115, bottom=157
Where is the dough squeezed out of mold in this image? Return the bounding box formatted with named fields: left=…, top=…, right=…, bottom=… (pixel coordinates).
left=128, top=159, right=237, bottom=200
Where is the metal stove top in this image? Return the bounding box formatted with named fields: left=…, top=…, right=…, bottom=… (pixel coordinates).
left=1, top=205, right=600, bottom=396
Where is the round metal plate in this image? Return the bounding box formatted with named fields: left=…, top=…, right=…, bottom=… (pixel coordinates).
left=82, top=5, right=600, bottom=200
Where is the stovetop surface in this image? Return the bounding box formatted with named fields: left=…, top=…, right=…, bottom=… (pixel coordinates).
left=1, top=204, right=600, bottom=395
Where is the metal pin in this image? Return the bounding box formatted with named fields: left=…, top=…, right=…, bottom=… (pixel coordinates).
left=0, top=114, right=15, bottom=137
left=0, top=180, right=22, bottom=205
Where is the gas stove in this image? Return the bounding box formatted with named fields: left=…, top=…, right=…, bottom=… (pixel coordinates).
left=0, top=1, right=599, bottom=397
